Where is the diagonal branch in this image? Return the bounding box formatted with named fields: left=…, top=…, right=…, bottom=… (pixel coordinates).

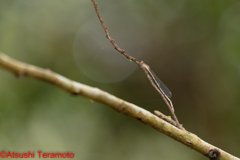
left=91, top=0, right=183, bottom=129
left=0, top=52, right=239, bottom=160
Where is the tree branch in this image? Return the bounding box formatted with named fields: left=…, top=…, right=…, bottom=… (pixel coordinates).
left=0, top=52, right=238, bottom=160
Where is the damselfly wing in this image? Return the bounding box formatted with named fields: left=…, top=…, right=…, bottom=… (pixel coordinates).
left=149, top=68, right=172, bottom=98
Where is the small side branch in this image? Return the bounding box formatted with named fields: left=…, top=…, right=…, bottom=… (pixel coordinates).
left=154, top=110, right=185, bottom=130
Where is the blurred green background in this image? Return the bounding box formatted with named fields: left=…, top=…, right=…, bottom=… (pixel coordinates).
left=0, top=0, right=240, bottom=159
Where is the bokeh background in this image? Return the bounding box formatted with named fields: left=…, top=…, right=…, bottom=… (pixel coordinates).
left=0, top=0, right=240, bottom=159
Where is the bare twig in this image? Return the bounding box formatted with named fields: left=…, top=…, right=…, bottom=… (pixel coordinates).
left=91, top=0, right=183, bottom=130
left=0, top=52, right=239, bottom=160
left=91, top=0, right=140, bottom=65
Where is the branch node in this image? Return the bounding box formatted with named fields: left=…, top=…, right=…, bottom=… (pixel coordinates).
left=15, top=71, right=27, bottom=78
left=207, top=149, right=221, bottom=160
left=71, top=89, right=81, bottom=95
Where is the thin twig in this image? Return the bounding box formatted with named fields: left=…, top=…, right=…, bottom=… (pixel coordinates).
left=91, top=0, right=140, bottom=65
left=154, top=110, right=185, bottom=130
left=91, top=0, right=184, bottom=130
